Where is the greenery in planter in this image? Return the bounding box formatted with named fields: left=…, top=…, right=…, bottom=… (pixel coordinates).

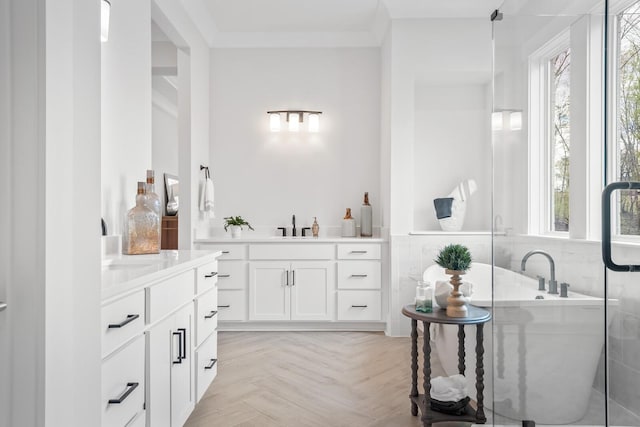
left=434, top=244, right=472, bottom=272
left=223, top=216, right=254, bottom=231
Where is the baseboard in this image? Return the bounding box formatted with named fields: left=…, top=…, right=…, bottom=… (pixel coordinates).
left=218, top=321, right=387, bottom=332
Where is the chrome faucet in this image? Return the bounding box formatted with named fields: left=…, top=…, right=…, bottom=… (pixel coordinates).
left=292, top=215, right=296, bottom=237
left=521, top=250, right=558, bottom=294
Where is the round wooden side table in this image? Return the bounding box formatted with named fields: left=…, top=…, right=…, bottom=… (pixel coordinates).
left=401, top=304, right=492, bottom=427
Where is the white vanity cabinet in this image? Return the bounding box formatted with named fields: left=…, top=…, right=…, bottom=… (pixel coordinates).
left=101, top=251, right=220, bottom=427
left=193, top=239, right=385, bottom=329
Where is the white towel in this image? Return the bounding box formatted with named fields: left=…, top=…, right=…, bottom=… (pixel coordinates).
left=430, top=374, right=468, bottom=402
left=199, top=176, right=215, bottom=218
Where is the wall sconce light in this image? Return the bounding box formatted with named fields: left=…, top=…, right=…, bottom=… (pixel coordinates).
left=101, top=0, right=111, bottom=42
left=492, top=109, right=523, bottom=131
left=267, top=110, right=322, bottom=133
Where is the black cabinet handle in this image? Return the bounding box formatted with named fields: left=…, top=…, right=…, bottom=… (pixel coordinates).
left=222, top=251, right=230, bottom=254
left=204, top=310, right=217, bottom=319
left=285, top=270, right=289, bottom=287
left=178, top=328, right=186, bottom=361
left=204, top=358, right=218, bottom=370
left=108, top=314, right=139, bottom=329
left=204, top=272, right=217, bottom=278
left=350, top=250, right=367, bottom=254
left=350, top=274, right=368, bottom=278
left=217, top=305, right=230, bottom=308
left=218, top=274, right=230, bottom=278
left=172, top=331, right=182, bottom=364
left=292, top=270, right=295, bottom=286
left=351, top=305, right=368, bottom=308
left=108, top=382, right=139, bottom=404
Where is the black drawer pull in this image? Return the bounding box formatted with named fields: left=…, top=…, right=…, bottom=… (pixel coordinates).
left=351, top=305, right=368, bottom=308
left=217, top=305, right=230, bottom=308
left=218, top=274, right=231, bottom=278
left=108, top=314, right=140, bottom=329
left=350, top=250, right=367, bottom=254
left=204, top=310, right=218, bottom=319
left=108, top=382, right=139, bottom=404
left=178, top=328, right=187, bottom=361
left=172, top=331, right=183, bottom=364
left=222, top=251, right=230, bottom=254
left=204, top=358, right=218, bottom=370
left=350, top=274, right=368, bottom=278
left=204, top=272, right=217, bottom=278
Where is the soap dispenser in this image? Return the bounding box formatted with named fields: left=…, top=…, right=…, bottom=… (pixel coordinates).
left=312, top=217, right=320, bottom=238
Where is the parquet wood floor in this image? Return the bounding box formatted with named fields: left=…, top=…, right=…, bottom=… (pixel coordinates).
left=184, top=331, right=467, bottom=427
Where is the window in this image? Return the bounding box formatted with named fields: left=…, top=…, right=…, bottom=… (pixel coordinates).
left=551, top=48, right=571, bottom=232
left=616, top=2, right=640, bottom=236
left=529, top=33, right=571, bottom=236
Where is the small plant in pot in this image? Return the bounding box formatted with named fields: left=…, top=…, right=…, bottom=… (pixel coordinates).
left=223, top=216, right=254, bottom=239
left=434, top=244, right=472, bottom=318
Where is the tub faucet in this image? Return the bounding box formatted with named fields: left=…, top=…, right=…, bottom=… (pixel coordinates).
left=521, top=250, right=558, bottom=294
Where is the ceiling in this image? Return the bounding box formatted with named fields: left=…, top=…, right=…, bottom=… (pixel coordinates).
left=180, top=0, right=503, bottom=47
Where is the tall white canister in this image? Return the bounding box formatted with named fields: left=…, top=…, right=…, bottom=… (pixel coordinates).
left=342, top=208, right=356, bottom=237
left=360, top=192, right=372, bottom=237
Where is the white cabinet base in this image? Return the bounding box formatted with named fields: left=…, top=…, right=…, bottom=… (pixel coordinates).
left=216, top=321, right=385, bottom=332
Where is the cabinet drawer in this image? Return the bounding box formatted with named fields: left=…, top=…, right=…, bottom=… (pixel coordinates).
left=101, top=291, right=145, bottom=358
left=195, top=331, right=218, bottom=402
left=102, top=335, right=145, bottom=427
left=337, top=244, right=381, bottom=260
left=147, top=271, right=194, bottom=324
left=196, top=288, right=218, bottom=347
left=217, top=290, right=246, bottom=321
left=337, top=290, right=381, bottom=321
left=337, top=261, right=381, bottom=290
left=196, top=260, right=218, bottom=295
left=199, top=244, right=247, bottom=260
left=250, top=244, right=334, bottom=260
left=217, top=261, right=247, bottom=290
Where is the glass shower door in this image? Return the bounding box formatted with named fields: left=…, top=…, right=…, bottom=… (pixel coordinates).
left=491, top=1, right=610, bottom=425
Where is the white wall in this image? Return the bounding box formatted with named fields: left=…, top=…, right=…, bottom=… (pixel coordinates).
left=413, top=83, right=491, bottom=231
left=388, top=19, right=493, bottom=235
left=45, top=0, right=102, bottom=424
left=101, top=0, right=152, bottom=235
left=208, top=48, right=381, bottom=234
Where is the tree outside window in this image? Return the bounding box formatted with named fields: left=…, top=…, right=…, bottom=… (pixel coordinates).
left=618, top=3, right=640, bottom=236
left=551, top=48, right=571, bottom=232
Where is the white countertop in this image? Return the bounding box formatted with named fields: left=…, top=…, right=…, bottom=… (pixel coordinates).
left=194, top=236, right=386, bottom=243
left=102, top=250, right=221, bottom=302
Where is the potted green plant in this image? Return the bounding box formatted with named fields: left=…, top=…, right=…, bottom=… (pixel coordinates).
left=223, top=216, right=254, bottom=239
left=434, top=244, right=472, bottom=318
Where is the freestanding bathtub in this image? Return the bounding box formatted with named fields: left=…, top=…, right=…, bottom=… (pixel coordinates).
left=423, top=262, right=607, bottom=424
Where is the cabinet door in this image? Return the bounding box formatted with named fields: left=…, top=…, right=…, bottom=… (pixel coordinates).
left=291, top=261, right=335, bottom=321
left=249, top=261, right=290, bottom=320
left=171, top=304, right=195, bottom=427
left=146, top=316, right=173, bottom=427
left=147, top=304, right=195, bottom=427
